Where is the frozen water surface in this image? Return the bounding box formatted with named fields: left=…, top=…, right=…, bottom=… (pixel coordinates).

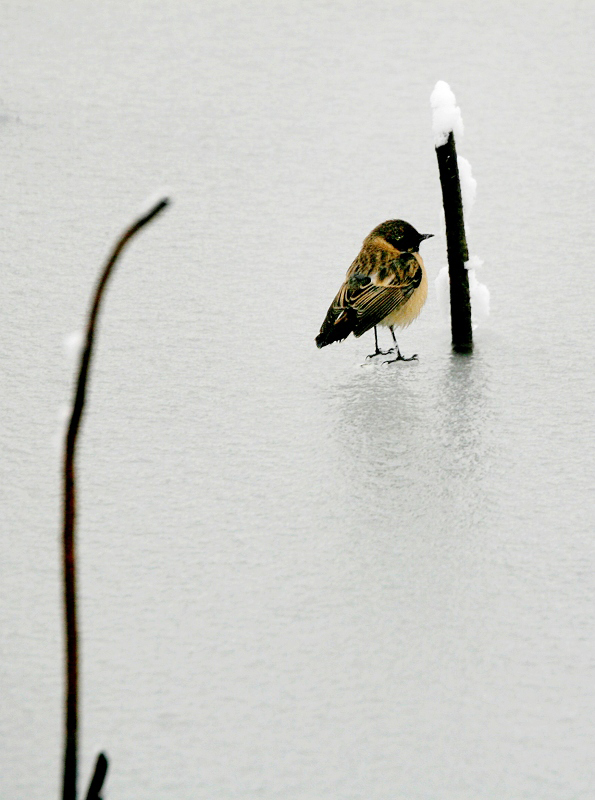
left=1, top=1, right=594, bottom=798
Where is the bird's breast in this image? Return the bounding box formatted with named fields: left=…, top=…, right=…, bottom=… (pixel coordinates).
left=381, top=255, right=428, bottom=329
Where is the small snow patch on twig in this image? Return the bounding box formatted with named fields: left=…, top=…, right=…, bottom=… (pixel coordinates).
left=457, top=156, right=476, bottom=219
left=465, top=254, right=484, bottom=270
left=53, top=403, right=72, bottom=453
left=430, top=80, right=464, bottom=147
left=435, top=265, right=490, bottom=328
left=63, top=330, right=85, bottom=364
left=435, top=266, right=450, bottom=320
left=468, top=269, right=490, bottom=325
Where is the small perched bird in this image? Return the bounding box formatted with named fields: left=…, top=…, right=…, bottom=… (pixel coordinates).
left=315, top=219, right=433, bottom=361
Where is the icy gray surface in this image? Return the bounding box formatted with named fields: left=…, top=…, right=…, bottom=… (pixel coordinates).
left=1, top=1, right=594, bottom=798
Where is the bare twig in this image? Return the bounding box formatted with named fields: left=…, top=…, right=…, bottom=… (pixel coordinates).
left=84, top=753, right=108, bottom=800
left=62, top=197, right=170, bottom=800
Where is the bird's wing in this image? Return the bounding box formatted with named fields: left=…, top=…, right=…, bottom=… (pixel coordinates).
left=340, top=253, right=422, bottom=337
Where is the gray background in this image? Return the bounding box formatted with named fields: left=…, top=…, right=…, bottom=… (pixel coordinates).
left=1, top=1, right=594, bottom=798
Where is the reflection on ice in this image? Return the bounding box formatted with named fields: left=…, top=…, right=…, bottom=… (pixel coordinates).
left=326, top=347, right=493, bottom=545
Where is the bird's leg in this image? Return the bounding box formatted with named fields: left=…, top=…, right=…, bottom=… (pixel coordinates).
left=366, top=326, right=393, bottom=359
left=383, top=326, right=418, bottom=363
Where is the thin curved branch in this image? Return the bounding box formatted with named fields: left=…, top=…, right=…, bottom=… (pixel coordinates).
left=62, top=197, right=170, bottom=800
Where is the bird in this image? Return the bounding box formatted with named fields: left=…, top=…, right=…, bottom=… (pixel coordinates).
left=315, top=219, right=433, bottom=362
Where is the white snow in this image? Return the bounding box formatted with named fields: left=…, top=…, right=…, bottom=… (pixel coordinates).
left=468, top=268, right=490, bottom=323
left=63, top=329, right=85, bottom=364
left=55, top=332, right=83, bottom=450
left=435, top=266, right=450, bottom=320
left=53, top=402, right=72, bottom=453
left=465, top=254, right=484, bottom=270
left=430, top=80, right=464, bottom=147
left=457, top=156, right=477, bottom=219
left=434, top=265, right=490, bottom=329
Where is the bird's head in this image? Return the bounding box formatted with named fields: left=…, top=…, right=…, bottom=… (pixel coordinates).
left=371, top=219, right=433, bottom=253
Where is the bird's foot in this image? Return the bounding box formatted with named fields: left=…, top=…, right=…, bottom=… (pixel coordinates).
left=383, top=352, right=418, bottom=364
left=366, top=348, right=394, bottom=359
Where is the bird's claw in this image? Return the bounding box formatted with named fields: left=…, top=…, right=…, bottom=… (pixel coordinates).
left=366, top=349, right=394, bottom=359
left=383, top=353, right=418, bottom=364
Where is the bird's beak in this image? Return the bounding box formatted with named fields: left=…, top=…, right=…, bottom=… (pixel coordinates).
left=420, top=233, right=434, bottom=240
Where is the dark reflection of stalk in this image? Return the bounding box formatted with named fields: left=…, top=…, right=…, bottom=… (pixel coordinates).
left=327, top=350, right=491, bottom=534
left=437, top=352, right=491, bottom=487
left=62, top=198, right=170, bottom=800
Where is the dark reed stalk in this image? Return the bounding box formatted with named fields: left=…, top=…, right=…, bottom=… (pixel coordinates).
left=84, top=753, right=108, bottom=800
left=62, top=197, right=170, bottom=800
left=435, top=130, right=473, bottom=353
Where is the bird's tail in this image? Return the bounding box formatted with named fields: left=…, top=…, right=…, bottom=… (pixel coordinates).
left=315, top=306, right=355, bottom=348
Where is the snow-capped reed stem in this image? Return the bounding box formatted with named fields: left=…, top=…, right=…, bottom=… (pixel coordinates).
left=435, top=131, right=473, bottom=353
left=62, top=197, right=170, bottom=800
